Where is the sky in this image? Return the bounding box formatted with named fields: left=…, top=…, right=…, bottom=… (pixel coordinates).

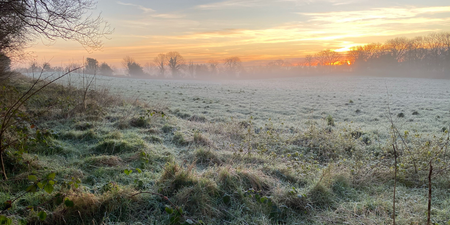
left=26, top=0, right=450, bottom=67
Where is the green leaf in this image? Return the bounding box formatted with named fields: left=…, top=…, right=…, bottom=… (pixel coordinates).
left=55, top=194, right=64, bottom=205
left=37, top=182, right=44, bottom=189
left=38, top=211, right=47, bottom=221
left=44, top=183, right=54, bottom=194
left=19, top=219, right=27, bottom=225
left=28, top=175, right=37, bottom=182
left=165, top=207, right=173, bottom=214
left=260, top=197, right=267, bottom=203
left=64, top=199, right=74, bottom=207
left=124, top=169, right=132, bottom=175
left=26, top=184, right=37, bottom=193
left=47, top=172, right=56, bottom=180
left=0, top=215, right=7, bottom=224
left=136, top=168, right=142, bottom=173
left=169, top=216, right=180, bottom=223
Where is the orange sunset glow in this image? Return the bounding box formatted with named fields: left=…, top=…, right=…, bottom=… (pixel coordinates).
left=23, top=1, right=450, bottom=68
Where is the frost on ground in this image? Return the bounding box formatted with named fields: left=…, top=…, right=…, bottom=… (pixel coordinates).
left=32, top=72, right=450, bottom=140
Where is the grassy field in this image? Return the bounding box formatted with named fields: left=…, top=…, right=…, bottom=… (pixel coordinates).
left=1, top=73, right=449, bottom=224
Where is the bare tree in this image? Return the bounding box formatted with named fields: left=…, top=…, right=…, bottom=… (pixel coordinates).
left=165, top=52, right=184, bottom=77
left=315, top=50, right=340, bottom=67
left=224, top=57, right=242, bottom=76
left=187, top=60, right=195, bottom=77
left=154, top=53, right=166, bottom=77
left=208, top=59, right=219, bottom=75
left=386, top=37, right=410, bottom=63
left=425, top=33, right=443, bottom=69
left=305, top=55, right=314, bottom=68
left=0, top=0, right=112, bottom=54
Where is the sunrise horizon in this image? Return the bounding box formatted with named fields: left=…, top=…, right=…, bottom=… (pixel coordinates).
left=21, top=0, right=450, bottom=68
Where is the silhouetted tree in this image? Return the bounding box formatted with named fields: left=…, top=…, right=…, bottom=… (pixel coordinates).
left=154, top=53, right=166, bottom=77
left=0, top=1, right=28, bottom=56
left=166, top=52, right=184, bottom=77
left=85, top=58, right=98, bottom=74
left=305, top=55, right=314, bottom=68
left=0, top=0, right=112, bottom=56
left=42, top=62, right=52, bottom=72
left=224, top=57, right=242, bottom=76
left=195, top=64, right=209, bottom=78
left=123, top=56, right=144, bottom=76
left=208, top=59, right=219, bottom=75
left=0, top=53, right=11, bottom=79
left=99, top=62, right=113, bottom=76
left=187, top=60, right=195, bottom=77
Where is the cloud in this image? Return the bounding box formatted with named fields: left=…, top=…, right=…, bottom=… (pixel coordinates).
left=117, top=1, right=155, bottom=13
left=300, top=6, right=450, bottom=23
left=196, top=0, right=265, bottom=9
left=151, top=14, right=185, bottom=19
left=196, top=0, right=356, bottom=9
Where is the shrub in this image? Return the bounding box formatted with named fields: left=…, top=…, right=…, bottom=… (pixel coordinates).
left=193, top=132, right=211, bottom=146
left=60, top=129, right=98, bottom=141
left=146, top=135, right=163, bottom=143
left=194, top=148, right=222, bottom=165
left=105, top=130, right=123, bottom=139
left=114, top=120, right=130, bottom=130
left=326, top=115, right=335, bottom=126
left=189, top=115, right=207, bottom=122
left=308, top=184, right=333, bottom=209
left=93, top=138, right=146, bottom=154
left=397, top=112, right=405, bottom=118
left=84, top=155, right=123, bottom=167
left=74, top=122, right=94, bottom=131
left=162, top=124, right=173, bottom=133
left=158, top=163, right=195, bottom=195
left=172, top=132, right=188, bottom=146
left=331, top=175, right=351, bottom=198
left=129, top=117, right=149, bottom=128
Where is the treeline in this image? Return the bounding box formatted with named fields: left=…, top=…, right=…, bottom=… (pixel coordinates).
left=347, top=32, right=450, bottom=76
left=17, top=31, right=450, bottom=79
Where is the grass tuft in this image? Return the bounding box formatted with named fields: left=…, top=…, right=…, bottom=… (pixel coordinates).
left=93, top=137, right=146, bottom=154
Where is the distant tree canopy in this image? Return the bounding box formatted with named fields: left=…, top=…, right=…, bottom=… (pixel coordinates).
left=99, top=62, right=113, bottom=76
left=166, top=52, right=184, bottom=77
left=224, top=57, right=242, bottom=76
left=154, top=53, right=166, bottom=77
left=123, top=56, right=144, bottom=76
left=348, top=32, right=450, bottom=74
left=85, top=58, right=99, bottom=74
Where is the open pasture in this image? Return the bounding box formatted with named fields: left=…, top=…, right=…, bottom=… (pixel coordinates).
left=43, top=73, right=450, bottom=138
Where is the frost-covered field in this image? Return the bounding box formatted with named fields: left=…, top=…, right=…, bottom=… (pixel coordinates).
left=30, top=72, right=450, bottom=139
